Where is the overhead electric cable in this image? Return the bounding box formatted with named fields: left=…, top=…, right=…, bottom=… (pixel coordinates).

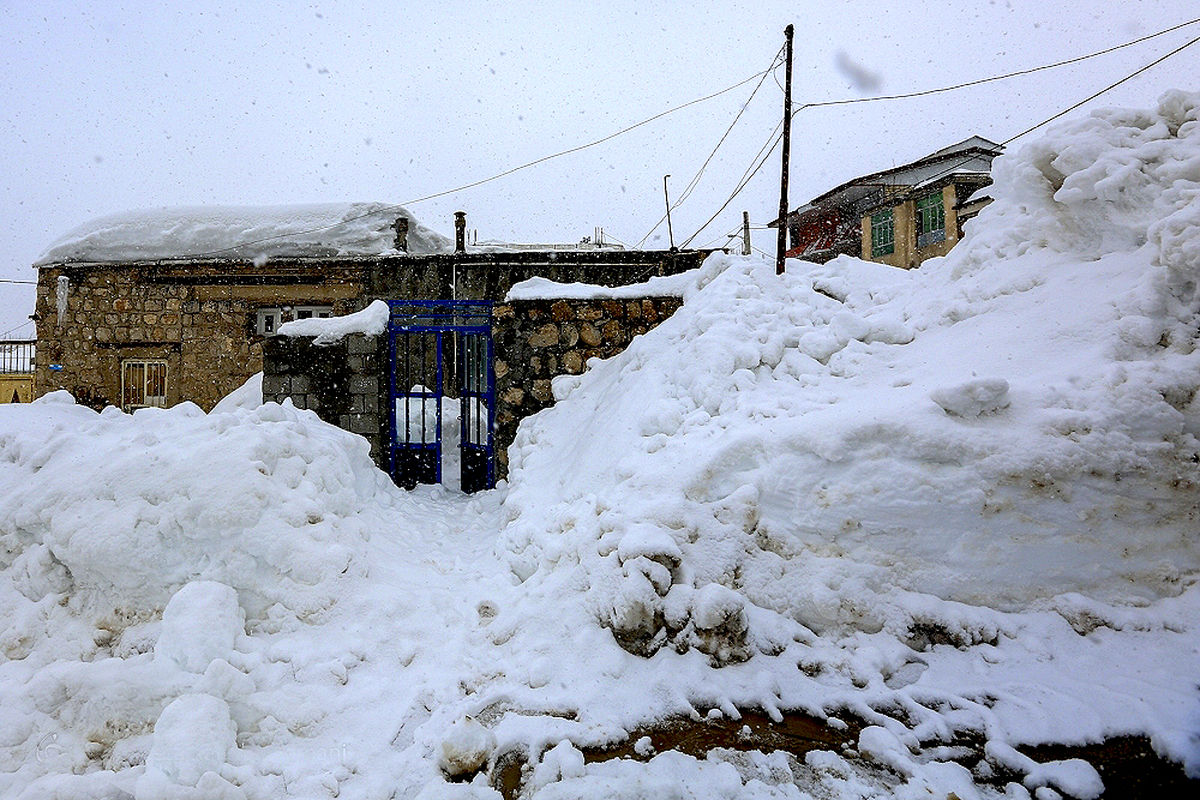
left=0, top=278, right=37, bottom=285
left=186, top=65, right=782, bottom=260
left=794, top=16, right=1200, bottom=113
left=636, top=46, right=784, bottom=247
left=683, top=23, right=1200, bottom=252
left=902, top=30, right=1200, bottom=197
left=679, top=124, right=784, bottom=248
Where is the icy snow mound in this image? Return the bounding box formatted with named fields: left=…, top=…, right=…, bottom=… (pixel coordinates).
left=499, top=92, right=1200, bottom=649
left=0, top=393, right=390, bottom=621
left=34, top=201, right=452, bottom=264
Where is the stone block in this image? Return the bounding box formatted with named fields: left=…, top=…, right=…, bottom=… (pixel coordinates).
left=262, top=373, right=286, bottom=397
left=528, top=323, right=559, bottom=348
left=349, top=375, right=376, bottom=394
left=563, top=351, right=583, bottom=374
left=551, top=300, right=574, bottom=321
left=348, top=334, right=379, bottom=355
left=290, top=375, right=311, bottom=395
left=531, top=379, right=553, bottom=403
left=502, top=387, right=525, bottom=406
left=559, top=323, right=579, bottom=347
left=602, top=320, right=622, bottom=341
left=579, top=322, right=602, bottom=347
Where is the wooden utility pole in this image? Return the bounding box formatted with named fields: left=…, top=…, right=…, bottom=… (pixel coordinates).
left=742, top=211, right=751, bottom=255
left=776, top=24, right=794, bottom=275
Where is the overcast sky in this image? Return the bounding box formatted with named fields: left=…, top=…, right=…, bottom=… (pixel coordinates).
left=2, top=0, right=1197, bottom=334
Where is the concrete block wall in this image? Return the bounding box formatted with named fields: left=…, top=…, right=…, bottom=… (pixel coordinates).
left=262, top=332, right=390, bottom=468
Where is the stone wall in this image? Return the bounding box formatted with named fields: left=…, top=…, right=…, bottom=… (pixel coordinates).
left=262, top=333, right=390, bottom=467
left=491, top=296, right=683, bottom=477
left=34, top=260, right=366, bottom=410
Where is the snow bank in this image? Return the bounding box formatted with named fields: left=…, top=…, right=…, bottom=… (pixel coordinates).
left=500, top=91, right=1200, bottom=645
left=277, top=299, right=389, bottom=343
left=0, top=392, right=391, bottom=619
left=34, top=202, right=451, bottom=264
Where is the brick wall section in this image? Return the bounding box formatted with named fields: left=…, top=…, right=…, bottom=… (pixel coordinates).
left=491, top=296, right=682, bottom=478
left=261, top=333, right=390, bottom=468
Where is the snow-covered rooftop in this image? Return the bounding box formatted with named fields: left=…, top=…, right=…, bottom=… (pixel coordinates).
left=34, top=202, right=453, bottom=265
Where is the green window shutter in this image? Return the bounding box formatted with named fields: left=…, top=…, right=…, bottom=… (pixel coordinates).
left=916, top=191, right=946, bottom=247
left=870, top=209, right=894, bottom=257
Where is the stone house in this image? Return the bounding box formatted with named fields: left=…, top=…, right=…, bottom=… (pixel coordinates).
left=32, top=204, right=707, bottom=413
left=771, top=136, right=1002, bottom=268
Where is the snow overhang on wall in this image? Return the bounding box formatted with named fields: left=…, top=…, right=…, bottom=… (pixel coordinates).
left=34, top=202, right=453, bottom=266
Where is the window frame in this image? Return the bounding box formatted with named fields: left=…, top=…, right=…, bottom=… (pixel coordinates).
left=121, top=358, right=168, bottom=411
left=915, top=190, right=946, bottom=248
left=870, top=208, right=895, bottom=257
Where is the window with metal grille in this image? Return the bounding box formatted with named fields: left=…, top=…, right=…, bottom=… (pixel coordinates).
left=122, top=359, right=168, bottom=411
left=915, top=191, right=946, bottom=248
left=870, top=209, right=894, bottom=257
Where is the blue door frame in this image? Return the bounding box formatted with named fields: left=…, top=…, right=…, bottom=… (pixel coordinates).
left=387, top=300, right=496, bottom=493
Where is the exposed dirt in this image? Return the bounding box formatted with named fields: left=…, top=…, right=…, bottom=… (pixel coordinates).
left=489, top=709, right=1198, bottom=799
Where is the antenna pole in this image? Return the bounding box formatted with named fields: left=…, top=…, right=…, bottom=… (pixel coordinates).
left=776, top=24, right=794, bottom=275
left=663, top=174, right=676, bottom=251
left=742, top=211, right=751, bottom=255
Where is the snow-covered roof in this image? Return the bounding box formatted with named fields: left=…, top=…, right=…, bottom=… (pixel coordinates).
left=35, top=202, right=453, bottom=265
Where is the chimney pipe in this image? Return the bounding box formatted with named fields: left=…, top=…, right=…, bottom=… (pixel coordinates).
left=454, top=211, right=467, bottom=253
left=392, top=216, right=409, bottom=252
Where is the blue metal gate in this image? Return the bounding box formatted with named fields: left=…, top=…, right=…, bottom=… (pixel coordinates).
left=387, top=300, right=496, bottom=493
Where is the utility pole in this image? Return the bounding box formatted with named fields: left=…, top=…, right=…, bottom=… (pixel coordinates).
left=776, top=23, right=794, bottom=275
left=742, top=211, right=751, bottom=255
left=663, top=174, right=676, bottom=251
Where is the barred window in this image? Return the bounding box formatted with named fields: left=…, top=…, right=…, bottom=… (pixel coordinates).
left=122, top=359, right=168, bottom=411
left=870, top=209, right=894, bottom=257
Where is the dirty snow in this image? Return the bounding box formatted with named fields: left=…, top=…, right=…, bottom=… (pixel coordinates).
left=34, top=202, right=451, bottom=264
left=1, top=92, right=1199, bottom=798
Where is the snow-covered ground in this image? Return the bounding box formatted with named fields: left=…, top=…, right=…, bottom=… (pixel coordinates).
left=2, top=92, right=1199, bottom=799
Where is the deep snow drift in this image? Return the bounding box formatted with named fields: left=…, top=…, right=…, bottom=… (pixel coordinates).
left=2, top=92, right=1199, bottom=799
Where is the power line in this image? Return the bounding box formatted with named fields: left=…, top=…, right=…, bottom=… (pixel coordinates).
left=636, top=46, right=784, bottom=248
left=185, top=65, right=781, bottom=261
left=794, top=16, right=1200, bottom=114
left=0, top=319, right=33, bottom=338
left=894, top=31, right=1200, bottom=202
left=679, top=121, right=785, bottom=248
left=683, top=25, right=1199, bottom=253
left=0, top=278, right=37, bottom=285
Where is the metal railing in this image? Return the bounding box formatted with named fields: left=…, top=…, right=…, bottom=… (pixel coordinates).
left=0, top=339, right=35, bottom=374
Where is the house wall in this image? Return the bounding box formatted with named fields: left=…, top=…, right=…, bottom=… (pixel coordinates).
left=0, top=376, right=34, bottom=403
left=34, top=261, right=365, bottom=410
left=34, top=249, right=709, bottom=415
left=861, top=185, right=960, bottom=269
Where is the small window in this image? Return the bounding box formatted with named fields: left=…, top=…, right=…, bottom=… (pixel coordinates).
left=915, top=191, right=946, bottom=248
left=870, top=209, right=894, bottom=257
left=122, top=359, right=168, bottom=411
left=256, top=308, right=281, bottom=335
left=294, top=305, right=333, bottom=321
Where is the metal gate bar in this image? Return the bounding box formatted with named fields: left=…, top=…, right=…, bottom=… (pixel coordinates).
left=387, top=300, right=495, bottom=493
